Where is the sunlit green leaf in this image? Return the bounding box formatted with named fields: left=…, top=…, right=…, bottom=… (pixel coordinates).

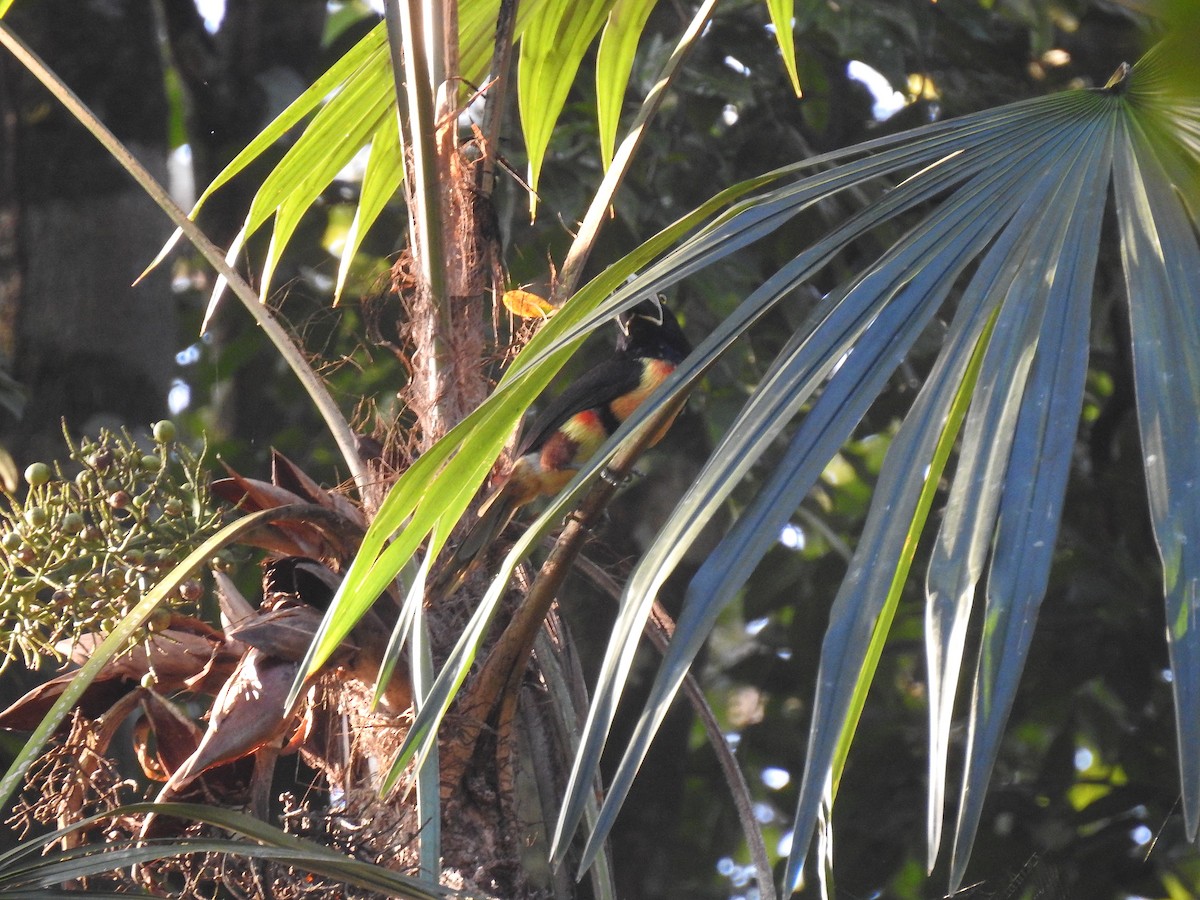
left=947, top=116, right=1111, bottom=887
left=536, top=48, right=1200, bottom=897
left=518, top=0, right=615, bottom=215
left=595, top=0, right=657, bottom=171
left=765, top=0, right=802, bottom=97
left=252, top=56, right=395, bottom=300
left=554, top=87, right=1098, bottom=871
left=334, top=111, right=405, bottom=304
left=197, top=25, right=388, bottom=223
left=460, top=0, right=556, bottom=88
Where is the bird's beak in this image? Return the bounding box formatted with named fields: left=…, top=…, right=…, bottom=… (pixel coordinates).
left=640, top=295, right=666, bottom=326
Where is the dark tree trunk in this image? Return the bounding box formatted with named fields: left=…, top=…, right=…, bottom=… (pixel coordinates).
left=0, top=0, right=176, bottom=469
left=159, top=0, right=332, bottom=464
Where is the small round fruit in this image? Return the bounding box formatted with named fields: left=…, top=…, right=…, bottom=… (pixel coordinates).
left=89, top=450, right=113, bottom=472
left=140, top=454, right=161, bottom=472
left=24, top=462, right=51, bottom=487
left=61, top=512, right=85, bottom=534
left=24, top=507, right=48, bottom=528
left=152, top=420, right=177, bottom=443
left=178, top=580, right=204, bottom=602
left=2, top=531, right=22, bottom=551
left=147, top=608, right=172, bottom=632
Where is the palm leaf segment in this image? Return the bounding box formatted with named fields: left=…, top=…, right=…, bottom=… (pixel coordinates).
left=175, top=0, right=802, bottom=308
left=549, top=42, right=1200, bottom=895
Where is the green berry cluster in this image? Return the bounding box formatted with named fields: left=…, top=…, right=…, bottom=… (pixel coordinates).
left=0, top=422, right=225, bottom=669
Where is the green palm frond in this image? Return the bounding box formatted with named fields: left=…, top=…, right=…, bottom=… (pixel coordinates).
left=170, top=0, right=803, bottom=308
left=0, top=803, right=477, bottom=898
left=540, top=43, right=1199, bottom=895
left=595, top=0, right=659, bottom=172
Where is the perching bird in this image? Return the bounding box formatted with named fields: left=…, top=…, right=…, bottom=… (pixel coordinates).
left=436, top=297, right=692, bottom=591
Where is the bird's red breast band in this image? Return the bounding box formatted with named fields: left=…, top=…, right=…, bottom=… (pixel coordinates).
left=609, top=359, right=677, bottom=422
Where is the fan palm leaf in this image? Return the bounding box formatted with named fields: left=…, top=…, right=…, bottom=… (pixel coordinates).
left=539, top=43, right=1200, bottom=895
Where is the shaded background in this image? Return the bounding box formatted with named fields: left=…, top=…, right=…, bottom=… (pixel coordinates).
left=1, top=1, right=1189, bottom=897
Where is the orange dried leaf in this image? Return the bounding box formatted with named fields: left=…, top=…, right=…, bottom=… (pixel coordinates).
left=503, top=289, right=555, bottom=319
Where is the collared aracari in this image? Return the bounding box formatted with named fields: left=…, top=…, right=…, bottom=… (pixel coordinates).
left=436, top=297, right=692, bottom=591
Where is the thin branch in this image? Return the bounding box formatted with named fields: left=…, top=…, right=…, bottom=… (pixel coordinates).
left=476, top=0, right=518, bottom=198
left=0, top=23, right=369, bottom=494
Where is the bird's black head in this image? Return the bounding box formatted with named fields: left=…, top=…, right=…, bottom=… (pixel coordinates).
left=615, top=297, right=691, bottom=362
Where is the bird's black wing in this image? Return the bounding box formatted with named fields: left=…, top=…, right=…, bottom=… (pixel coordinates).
left=516, top=356, right=646, bottom=455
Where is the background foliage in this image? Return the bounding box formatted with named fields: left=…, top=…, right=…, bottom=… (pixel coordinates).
left=1, top=1, right=1197, bottom=898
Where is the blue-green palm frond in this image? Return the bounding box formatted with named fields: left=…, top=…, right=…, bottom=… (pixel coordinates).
left=553, top=42, right=1200, bottom=896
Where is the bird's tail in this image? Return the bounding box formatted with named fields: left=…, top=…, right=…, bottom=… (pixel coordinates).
left=430, top=489, right=520, bottom=596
